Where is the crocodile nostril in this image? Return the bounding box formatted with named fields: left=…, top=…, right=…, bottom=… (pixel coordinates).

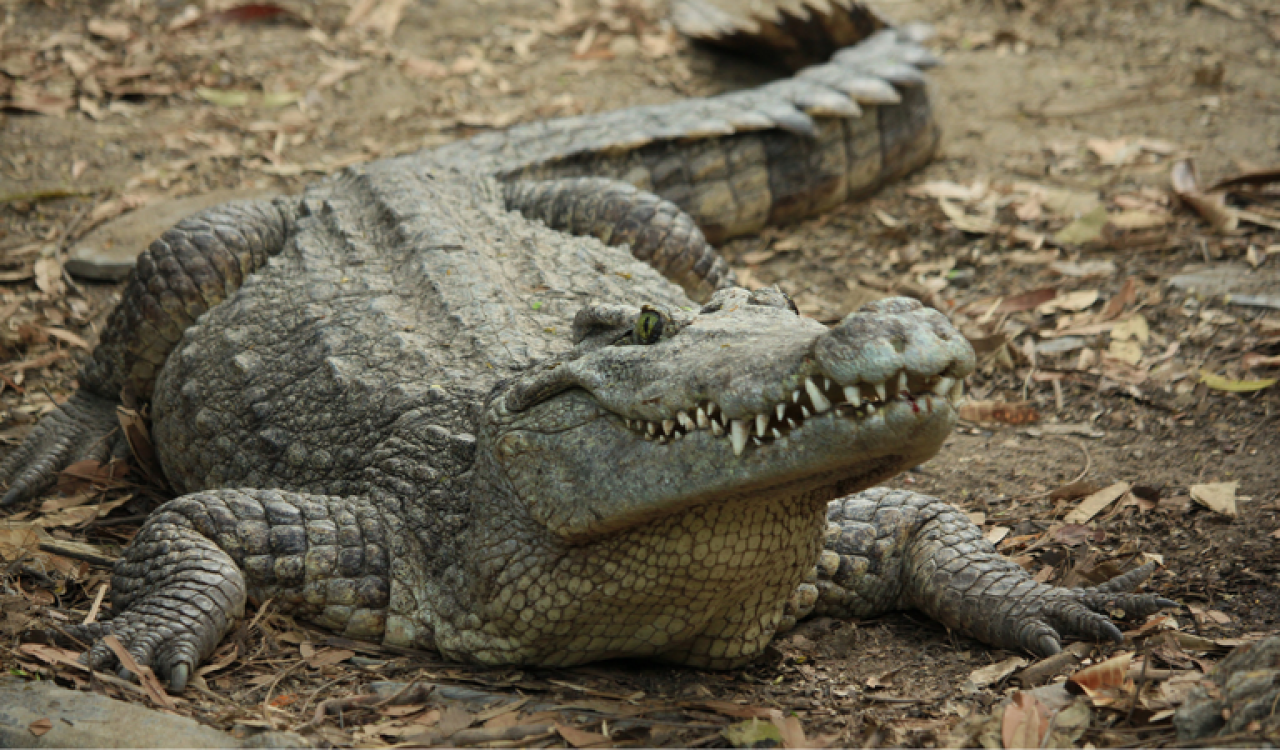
left=891, top=337, right=906, bottom=353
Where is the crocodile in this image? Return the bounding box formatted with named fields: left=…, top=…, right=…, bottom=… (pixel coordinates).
left=0, top=4, right=1172, bottom=691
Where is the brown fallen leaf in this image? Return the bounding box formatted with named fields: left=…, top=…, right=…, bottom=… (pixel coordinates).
left=87, top=18, right=133, bottom=42
left=1063, top=481, right=1130, bottom=524
left=1002, top=691, right=1051, bottom=748
left=959, top=400, right=1040, bottom=425
left=28, top=719, right=53, bottom=737
left=1069, top=651, right=1134, bottom=707
left=102, top=634, right=176, bottom=710
left=1189, top=481, right=1239, bottom=517
left=1172, top=158, right=1237, bottom=232
left=556, top=723, right=612, bottom=748
left=995, top=287, right=1057, bottom=313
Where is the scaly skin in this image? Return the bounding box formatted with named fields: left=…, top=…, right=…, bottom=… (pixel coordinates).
left=0, top=12, right=1172, bottom=692
left=1174, top=634, right=1280, bottom=742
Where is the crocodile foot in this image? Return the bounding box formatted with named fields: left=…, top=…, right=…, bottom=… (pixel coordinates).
left=985, top=562, right=1176, bottom=657
left=0, top=392, right=124, bottom=506
left=816, top=488, right=1175, bottom=657
left=63, top=500, right=249, bottom=692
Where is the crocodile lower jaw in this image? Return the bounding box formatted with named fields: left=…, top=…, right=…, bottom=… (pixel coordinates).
left=624, top=371, right=966, bottom=456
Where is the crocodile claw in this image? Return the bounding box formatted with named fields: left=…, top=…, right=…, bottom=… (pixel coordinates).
left=1012, top=562, right=1176, bottom=657
left=0, top=391, right=124, bottom=506
left=70, top=618, right=203, bottom=692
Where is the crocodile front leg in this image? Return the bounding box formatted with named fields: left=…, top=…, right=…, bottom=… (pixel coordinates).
left=0, top=200, right=293, bottom=506
left=810, top=487, right=1173, bottom=656
left=67, top=488, right=392, bottom=691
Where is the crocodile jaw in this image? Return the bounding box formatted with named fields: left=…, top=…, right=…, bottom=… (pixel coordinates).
left=486, top=296, right=975, bottom=540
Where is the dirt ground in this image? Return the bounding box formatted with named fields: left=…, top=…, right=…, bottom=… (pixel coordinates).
left=1, top=0, right=1278, bottom=746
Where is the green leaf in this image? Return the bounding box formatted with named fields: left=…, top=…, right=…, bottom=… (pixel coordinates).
left=260, top=90, right=301, bottom=108
left=723, top=718, right=784, bottom=748
left=1052, top=205, right=1109, bottom=246
left=1198, top=369, right=1277, bottom=392
left=196, top=87, right=251, bottom=107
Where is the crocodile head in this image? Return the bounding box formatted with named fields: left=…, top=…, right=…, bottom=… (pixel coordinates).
left=456, top=290, right=975, bottom=668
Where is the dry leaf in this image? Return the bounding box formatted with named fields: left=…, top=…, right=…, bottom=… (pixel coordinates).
left=1002, top=691, right=1050, bottom=748
left=1050, top=259, right=1116, bottom=278
left=968, top=656, right=1028, bottom=688
left=28, top=719, right=53, bottom=737
left=1038, top=289, right=1099, bottom=314
left=305, top=647, right=354, bottom=668
left=1107, top=339, right=1143, bottom=365
left=1069, top=651, right=1134, bottom=707
left=1111, top=315, right=1150, bottom=344
left=959, top=400, right=1040, bottom=424
left=1172, top=159, right=1238, bottom=232
left=938, top=198, right=998, bottom=234
left=996, top=287, right=1057, bottom=313
left=1190, top=481, right=1239, bottom=517
left=908, top=180, right=988, bottom=202
left=1063, top=481, right=1131, bottom=524
left=33, top=256, right=65, bottom=296
left=1087, top=137, right=1140, bottom=166
left=87, top=18, right=133, bottom=42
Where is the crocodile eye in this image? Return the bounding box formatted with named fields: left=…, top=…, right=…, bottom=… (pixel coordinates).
left=633, top=308, right=665, bottom=345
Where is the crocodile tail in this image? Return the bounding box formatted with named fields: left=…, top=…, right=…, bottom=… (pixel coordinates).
left=427, top=10, right=940, bottom=244
left=673, top=0, right=893, bottom=72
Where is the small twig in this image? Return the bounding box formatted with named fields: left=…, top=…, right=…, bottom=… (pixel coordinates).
left=403, top=724, right=557, bottom=747
left=298, top=680, right=436, bottom=732
left=83, top=582, right=109, bottom=625
left=37, top=542, right=118, bottom=569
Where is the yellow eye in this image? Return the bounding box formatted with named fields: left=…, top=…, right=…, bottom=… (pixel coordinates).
left=633, top=308, right=665, bottom=345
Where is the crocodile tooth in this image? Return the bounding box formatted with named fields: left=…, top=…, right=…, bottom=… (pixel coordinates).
left=776, top=403, right=786, bottom=421
left=771, top=428, right=782, bottom=439
left=647, top=422, right=656, bottom=436
left=801, top=406, right=811, bottom=418
left=662, top=419, right=675, bottom=436
left=695, top=407, right=709, bottom=429
left=625, top=419, right=634, bottom=429
left=823, top=377, right=832, bottom=391
left=711, top=419, right=725, bottom=436
left=874, top=382, right=887, bottom=401
left=897, top=371, right=908, bottom=395
left=843, top=386, right=860, bottom=407
left=934, top=377, right=954, bottom=397
left=787, top=418, right=799, bottom=429
left=792, top=389, right=801, bottom=404
left=952, top=380, right=965, bottom=402
left=752, top=437, right=763, bottom=446
left=866, top=403, right=876, bottom=414
left=730, top=419, right=749, bottom=456
left=677, top=411, right=693, bottom=430
left=706, top=401, right=718, bottom=416
left=804, top=377, right=832, bottom=413
left=755, top=414, right=769, bottom=437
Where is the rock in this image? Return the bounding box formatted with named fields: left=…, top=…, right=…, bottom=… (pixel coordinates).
left=0, top=676, right=308, bottom=748
left=1174, top=634, right=1280, bottom=743
left=66, top=190, right=275, bottom=281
